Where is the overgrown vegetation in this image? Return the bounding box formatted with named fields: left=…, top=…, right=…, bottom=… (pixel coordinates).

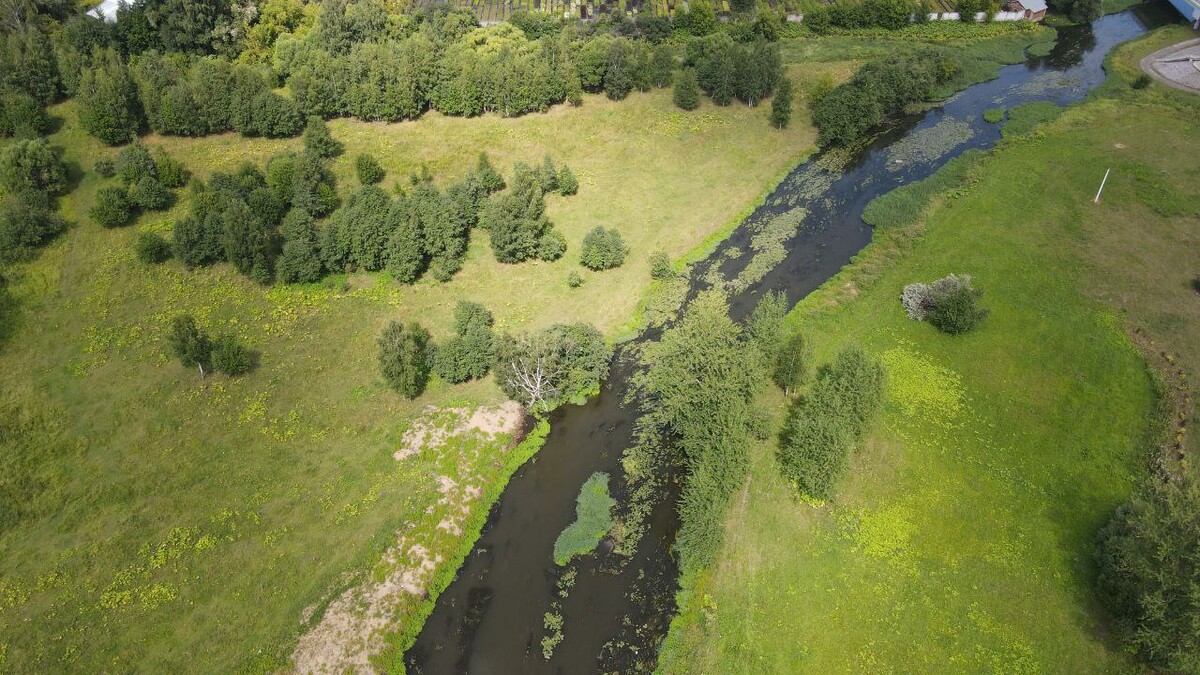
left=1097, top=477, right=1200, bottom=673
left=493, top=322, right=610, bottom=411
left=552, top=471, right=615, bottom=565
left=902, top=273, right=988, bottom=334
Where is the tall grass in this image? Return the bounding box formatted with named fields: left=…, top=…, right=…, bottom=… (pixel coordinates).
left=862, top=149, right=986, bottom=229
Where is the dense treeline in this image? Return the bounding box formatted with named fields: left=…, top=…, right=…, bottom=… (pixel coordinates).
left=683, top=33, right=782, bottom=107
left=811, top=51, right=960, bottom=146
left=0, top=137, right=67, bottom=264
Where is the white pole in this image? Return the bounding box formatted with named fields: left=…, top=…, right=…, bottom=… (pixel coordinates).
left=1094, top=168, right=1111, bottom=204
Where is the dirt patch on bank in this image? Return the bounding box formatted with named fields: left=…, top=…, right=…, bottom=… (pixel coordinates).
left=292, top=402, right=525, bottom=674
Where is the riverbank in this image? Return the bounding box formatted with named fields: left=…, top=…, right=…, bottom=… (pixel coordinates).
left=657, top=23, right=1199, bottom=673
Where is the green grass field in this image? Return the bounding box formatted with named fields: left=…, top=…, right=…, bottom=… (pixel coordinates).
left=0, top=84, right=820, bottom=672
left=658, top=27, right=1200, bottom=674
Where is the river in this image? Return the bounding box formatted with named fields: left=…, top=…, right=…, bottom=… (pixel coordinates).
left=406, top=6, right=1175, bottom=673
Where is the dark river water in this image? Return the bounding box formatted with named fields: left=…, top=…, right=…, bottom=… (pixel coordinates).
left=406, top=6, right=1175, bottom=674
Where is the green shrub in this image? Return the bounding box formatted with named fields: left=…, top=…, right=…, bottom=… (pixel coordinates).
left=302, top=116, right=340, bottom=158
left=538, top=230, right=567, bottom=261
left=650, top=251, right=673, bottom=279
left=983, top=108, right=1004, bottom=123
left=355, top=154, right=384, bottom=185
left=90, top=186, right=133, bottom=228
left=93, top=157, right=116, bottom=178
left=579, top=226, right=628, bottom=271
left=249, top=90, right=304, bottom=138
left=1131, top=74, right=1152, bottom=90
left=925, top=282, right=987, bottom=334
left=493, top=322, right=610, bottom=411
left=135, top=231, right=172, bottom=263
left=129, top=175, right=171, bottom=211
left=115, top=143, right=156, bottom=185
left=0, top=138, right=66, bottom=195
left=211, top=334, right=253, bottom=376
left=154, top=150, right=188, bottom=188
left=378, top=321, right=432, bottom=399
left=553, top=472, right=616, bottom=565
left=1096, top=478, right=1200, bottom=673
left=673, top=69, right=701, bottom=111
left=557, top=165, right=578, bottom=196
left=434, top=302, right=494, bottom=384
left=0, top=190, right=65, bottom=264
left=567, top=270, right=583, bottom=288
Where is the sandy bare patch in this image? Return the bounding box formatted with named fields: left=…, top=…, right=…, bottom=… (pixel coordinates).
left=393, top=401, right=523, bottom=461
left=292, top=402, right=524, bottom=674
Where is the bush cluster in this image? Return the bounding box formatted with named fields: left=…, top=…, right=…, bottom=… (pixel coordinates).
left=778, top=348, right=884, bottom=500
left=90, top=144, right=187, bottom=228
left=434, top=301, right=495, bottom=384
left=166, top=314, right=252, bottom=377
left=684, top=35, right=782, bottom=107
left=580, top=227, right=628, bottom=271
left=481, top=160, right=575, bottom=265
left=902, top=273, right=987, bottom=334
left=0, top=91, right=52, bottom=139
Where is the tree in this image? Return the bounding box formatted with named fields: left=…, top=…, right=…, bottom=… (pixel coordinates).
left=129, top=175, right=171, bottom=211
left=0, top=190, right=65, bottom=264
left=956, top=0, right=981, bottom=21
left=276, top=209, right=324, bottom=283
left=1096, top=478, right=1200, bottom=674
left=674, top=69, right=701, bottom=111
left=135, top=231, right=172, bottom=263
left=771, top=78, right=793, bottom=129
left=221, top=201, right=279, bottom=284
left=248, top=90, right=304, bottom=138
left=537, top=156, right=559, bottom=193
left=0, top=91, right=50, bottom=138
left=926, top=283, right=987, bottom=334
left=378, top=320, right=432, bottom=399
left=77, top=48, right=142, bottom=145
left=211, top=334, right=252, bottom=375
left=687, top=0, right=717, bottom=36
left=752, top=8, right=782, bottom=41
left=355, top=153, right=384, bottom=184
left=476, top=153, right=505, bottom=193
left=302, top=116, right=340, bottom=157
left=772, top=330, right=807, bottom=396
left=154, top=149, right=188, bottom=188
left=115, top=143, right=157, bottom=185
left=1, top=27, right=60, bottom=104
left=167, top=314, right=212, bottom=377
left=493, top=322, right=611, bottom=411
left=557, top=165, right=578, bottom=196
left=580, top=226, right=628, bottom=271
left=0, top=137, right=65, bottom=194
left=144, top=0, right=231, bottom=54
left=90, top=186, right=133, bottom=228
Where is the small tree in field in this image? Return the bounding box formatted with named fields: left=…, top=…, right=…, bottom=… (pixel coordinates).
left=302, top=116, right=340, bottom=158
left=771, top=79, right=793, bottom=129
left=135, top=231, right=172, bottom=263
left=674, top=69, right=701, bottom=111
left=90, top=186, right=132, bottom=228
left=772, top=330, right=808, bottom=396
left=557, top=165, right=578, bottom=196
left=355, top=154, right=384, bottom=185
left=168, top=314, right=211, bottom=377
left=378, top=321, right=432, bottom=399
left=211, top=334, right=252, bottom=376
left=580, top=227, right=628, bottom=271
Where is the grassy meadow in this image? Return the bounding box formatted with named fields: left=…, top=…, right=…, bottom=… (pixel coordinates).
left=658, top=27, right=1200, bottom=675
left=0, top=82, right=820, bottom=672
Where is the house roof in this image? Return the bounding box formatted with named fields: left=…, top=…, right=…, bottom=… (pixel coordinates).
left=1020, top=0, right=1048, bottom=12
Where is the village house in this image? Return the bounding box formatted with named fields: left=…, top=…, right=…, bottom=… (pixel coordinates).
left=1006, top=0, right=1048, bottom=21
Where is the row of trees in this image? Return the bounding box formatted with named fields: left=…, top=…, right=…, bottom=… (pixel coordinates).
left=684, top=34, right=783, bottom=107
left=811, top=50, right=960, bottom=146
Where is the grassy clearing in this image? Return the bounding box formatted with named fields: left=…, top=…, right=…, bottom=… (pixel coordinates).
left=658, top=40, right=1200, bottom=674
left=0, top=82, right=821, bottom=672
